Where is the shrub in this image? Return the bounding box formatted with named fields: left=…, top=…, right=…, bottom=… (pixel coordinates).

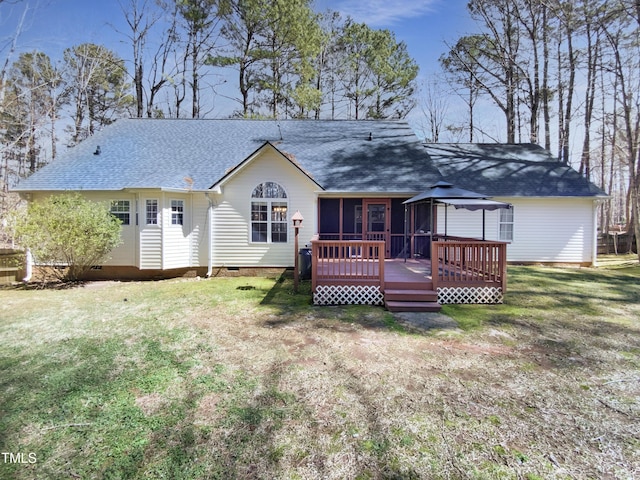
left=14, top=193, right=122, bottom=282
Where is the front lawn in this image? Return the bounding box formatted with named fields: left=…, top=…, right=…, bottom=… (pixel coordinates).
left=1, top=265, right=639, bottom=479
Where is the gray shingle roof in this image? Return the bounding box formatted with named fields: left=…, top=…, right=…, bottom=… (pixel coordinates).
left=14, top=119, right=442, bottom=193
left=14, top=119, right=605, bottom=198
left=425, top=143, right=607, bottom=197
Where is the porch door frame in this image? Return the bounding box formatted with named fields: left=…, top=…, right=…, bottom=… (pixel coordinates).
left=363, top=198, right=391, bottom=258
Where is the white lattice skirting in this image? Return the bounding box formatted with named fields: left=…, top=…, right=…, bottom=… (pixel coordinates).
left=314, top=285, right=384, bottom=306
left=438, top=286, right=503, bottom=304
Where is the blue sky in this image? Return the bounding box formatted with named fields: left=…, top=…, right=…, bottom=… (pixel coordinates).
left=0, top=0, right=482, bottom=133
left=2, top=0, right=476, bottom=78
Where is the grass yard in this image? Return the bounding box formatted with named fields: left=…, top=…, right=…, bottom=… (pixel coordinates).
left=0, top=261, right=639, bottom=479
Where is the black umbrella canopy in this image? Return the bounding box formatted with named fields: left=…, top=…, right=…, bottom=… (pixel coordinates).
left=403, top=181, right=488, bottom=204
left=401, top=181, right=509, bottom=252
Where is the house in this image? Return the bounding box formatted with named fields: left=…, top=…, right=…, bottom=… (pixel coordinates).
left=13, top=119, right=606, bottom=306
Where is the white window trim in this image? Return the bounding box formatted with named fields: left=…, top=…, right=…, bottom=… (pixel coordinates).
left=250, top=182, right=289, bottom=244
left=170, top=199, right=184, bottom=226
left=499, top=207, right=514, bottom=242
left=145, top=199, right=160, bottom=226
left=110, top=200, right=131, bottom=226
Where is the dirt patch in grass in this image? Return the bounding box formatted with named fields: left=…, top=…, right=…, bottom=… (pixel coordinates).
left=135, top=392, right=168, bottom=416
left=1, top=269, right=639, bottom=479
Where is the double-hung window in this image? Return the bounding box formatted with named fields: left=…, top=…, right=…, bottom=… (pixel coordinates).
left=251, top=182, right=288, bottom=243
left=110, top=200, right=130, bottom=225
left=499, top=207, right=514, bottom=241
left=146, top=199, right=159, bottom=225
left=171, top=199, right=184, bottom=225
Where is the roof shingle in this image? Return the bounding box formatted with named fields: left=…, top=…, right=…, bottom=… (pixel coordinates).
left=14, top=119, right=605, bottom=198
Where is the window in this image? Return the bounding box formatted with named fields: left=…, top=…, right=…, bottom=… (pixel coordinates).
left=251, top=202, right=268, bottom=242
left=146, top=199, right=159, bottom=225
left=251, top=182, right=288, bottom=243
left=110, top=200, right=130, bottom=225
left=499, top=207, right=514, bottom=241
left=171, top=199, right=184, bottom=225
left=271, top=202, right=288, bottom=242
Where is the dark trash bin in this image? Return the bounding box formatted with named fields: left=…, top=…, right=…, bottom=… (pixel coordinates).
left=299, top=247, right=312, bottom=280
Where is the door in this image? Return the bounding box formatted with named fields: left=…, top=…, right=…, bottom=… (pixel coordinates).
left=363, top=199, right=391, bottom=257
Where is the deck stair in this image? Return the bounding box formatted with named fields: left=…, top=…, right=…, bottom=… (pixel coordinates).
left=384, top=280, right=441, bottom=312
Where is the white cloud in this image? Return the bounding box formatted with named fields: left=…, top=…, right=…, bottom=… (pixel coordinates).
left=332, top=0, right=438, bottom=27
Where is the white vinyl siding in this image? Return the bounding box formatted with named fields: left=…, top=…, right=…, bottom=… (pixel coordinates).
left=439, top=197, right=596, bottom=263
left=139, top=196, right=162, bottom=269
left=190, top=196, right=209, bottom=268
left=163, top=195, right=192, bottom=269
left=211, top=146, right=318, bottom=267
left=139, top=227, right=162, bottom=269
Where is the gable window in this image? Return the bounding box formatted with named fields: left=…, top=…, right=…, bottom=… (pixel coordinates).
left=499, top=207, right=514, bottom=241
left=171, top=199, right=184, bottom=225
left=251, top=182, right=288, bottom=243
left=146, top=199, right=159, bottom=225
left=110, top=200, right=130, bottom=225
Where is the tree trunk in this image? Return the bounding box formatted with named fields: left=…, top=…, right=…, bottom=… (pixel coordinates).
left=563, top=30, right=576, bottom=164
left=135, top=63, right=144, bottom=117
left=542, top=4, right=551, bottom=150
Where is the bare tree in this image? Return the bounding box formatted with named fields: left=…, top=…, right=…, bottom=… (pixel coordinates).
left=174, top=0, right=227, bottom=119
left=440, top=36, right=485, bottom=142
left=418, top=78, right=449, bottom=143
left=119, top=0, right=161, bottom=117
left=600, top=0, right=640, bottom=259
left=63, top=43, right=133, bottom=143
left=0, top=1, right=28, bottom=107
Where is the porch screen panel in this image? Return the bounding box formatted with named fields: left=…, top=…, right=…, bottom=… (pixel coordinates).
left=391, top=199, right=407, bottom=257
left=414, top=202, right=432, bottom=259
left=414, top=203, right=431, bottom=233
left=342, top=199, right=363, bottom=238
left=319, top=199, right=340, bottom=239
left=391, top=199, right=406, bottom=234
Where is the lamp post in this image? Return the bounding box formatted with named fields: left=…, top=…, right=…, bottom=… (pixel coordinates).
left=292, top=210, right=304, bottom=292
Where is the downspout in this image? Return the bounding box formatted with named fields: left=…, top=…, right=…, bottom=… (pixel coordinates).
left=23, top=248, right=33, bottom=282
left=205, top=192, right=216, bottom=277
left=134, top=193, right=140, bottom=269
left=592, top=199, right=600, bottom=267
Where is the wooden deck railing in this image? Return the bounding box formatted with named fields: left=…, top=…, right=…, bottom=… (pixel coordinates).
left=311, top=236, right=385, bottom=291
left=431, top=236, right=507, bottom=291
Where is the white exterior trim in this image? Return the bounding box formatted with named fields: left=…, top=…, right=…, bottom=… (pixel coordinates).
left=211, top=145, right=319, bottom=267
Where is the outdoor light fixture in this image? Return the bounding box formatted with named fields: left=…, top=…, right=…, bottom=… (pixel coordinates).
left=292, top=210, right=304, bottom=227
left=292, top=210, right=304, bottom=292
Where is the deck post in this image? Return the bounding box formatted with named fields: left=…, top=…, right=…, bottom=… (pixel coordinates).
left=431, top=241, right=439, bottom=290
left=311, top=235, right=319, bottom=292
left=500, top=242, right=508, bottom=293
left=379, top=248, right=385, bottom=292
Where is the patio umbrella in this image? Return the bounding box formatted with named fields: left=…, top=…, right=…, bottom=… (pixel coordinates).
left=402, top=181, right=488, bottom=204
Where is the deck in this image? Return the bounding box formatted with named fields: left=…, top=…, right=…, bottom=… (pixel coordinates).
left=311, top=237, right=507, bottom=307
left=384, top=258, right=431, bottom=285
